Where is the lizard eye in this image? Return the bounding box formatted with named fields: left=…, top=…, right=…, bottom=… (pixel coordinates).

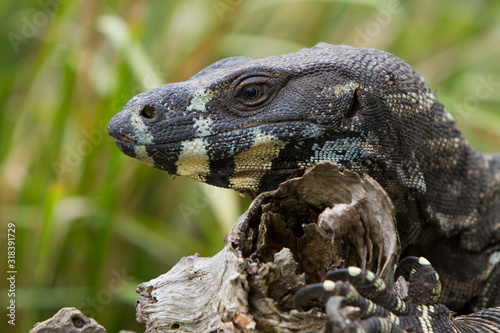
left=234, top=76, right=272, bottom=107
left=243, top=85, right=261, bottom=100
left=228, top=72, right=290, bottom=112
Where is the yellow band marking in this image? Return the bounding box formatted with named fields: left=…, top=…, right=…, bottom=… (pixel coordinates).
left=176, top=138, right=209, bottom=182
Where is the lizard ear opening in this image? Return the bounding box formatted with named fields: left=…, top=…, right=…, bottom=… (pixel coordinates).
left=344, top=89, right=360, bottom=119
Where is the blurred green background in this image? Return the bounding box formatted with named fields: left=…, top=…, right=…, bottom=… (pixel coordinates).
left=1, top=0, right=499, bottom=332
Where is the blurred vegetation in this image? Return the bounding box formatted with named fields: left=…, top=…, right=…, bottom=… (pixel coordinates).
left=1, top=0, right=499, bottom=332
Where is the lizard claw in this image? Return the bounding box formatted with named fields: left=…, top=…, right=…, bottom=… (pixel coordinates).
left=293, top=281, right=336, bottom=310
left=292, top=256, right=464, bottom=332
left=395, top=256, right=441, bottom=304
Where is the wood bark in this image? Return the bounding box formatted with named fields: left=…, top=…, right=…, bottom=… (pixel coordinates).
left=135, top=162, right=401, bottom=333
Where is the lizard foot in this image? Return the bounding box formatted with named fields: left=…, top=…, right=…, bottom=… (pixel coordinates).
left=293, top=256, right=460, bottom=332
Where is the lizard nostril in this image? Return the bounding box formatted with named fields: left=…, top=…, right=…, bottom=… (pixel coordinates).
left=140, top=105, right=157, bottom=120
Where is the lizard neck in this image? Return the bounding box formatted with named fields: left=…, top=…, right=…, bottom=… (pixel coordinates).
left=472, top=153, right=500, bottom=250
left=417, top=140, right=500, bottom=252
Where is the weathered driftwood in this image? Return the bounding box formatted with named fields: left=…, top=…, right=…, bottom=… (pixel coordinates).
left=29, top=307, right=139, bottom=333
left=136, top=162, right=401, bottom=332
left=29, top=307, right=107, bottom=333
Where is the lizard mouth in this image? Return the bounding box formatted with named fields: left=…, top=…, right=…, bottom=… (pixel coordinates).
left=111, top=121, right=327, bottom=148
left=111, top=120, right=322, bottom=170
left=112, top=120, right=366, bottom=194
left=113, top=136, right=305, bottom=194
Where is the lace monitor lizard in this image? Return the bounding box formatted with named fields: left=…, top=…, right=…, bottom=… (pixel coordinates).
left=108, top=43, right=500, bottom=332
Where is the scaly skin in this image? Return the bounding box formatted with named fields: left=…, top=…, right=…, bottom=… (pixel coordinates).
left=108, top=43, right=500, bottom=330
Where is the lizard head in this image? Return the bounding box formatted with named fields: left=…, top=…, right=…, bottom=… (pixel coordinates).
left=108, top=43, right=460, bottom=198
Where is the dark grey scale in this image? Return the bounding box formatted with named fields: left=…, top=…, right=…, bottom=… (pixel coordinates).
left=272, top=140, right=313, bottom=167
left=106, top=112, right=138, bottom=149
left=203, top=129, right=259, bottom=189
left=113, top=141, right=138, bottom=160
left=145, top=143, right=183, bottom=175
left=395, top=191, right=424, bottom=247
left=205, top=158, right=235, bottom=189
left=203, top=126, right=258, bottom=159
left=259, top=140, right=317, bottom=189
left=257, top=169, right=304, bottom=194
